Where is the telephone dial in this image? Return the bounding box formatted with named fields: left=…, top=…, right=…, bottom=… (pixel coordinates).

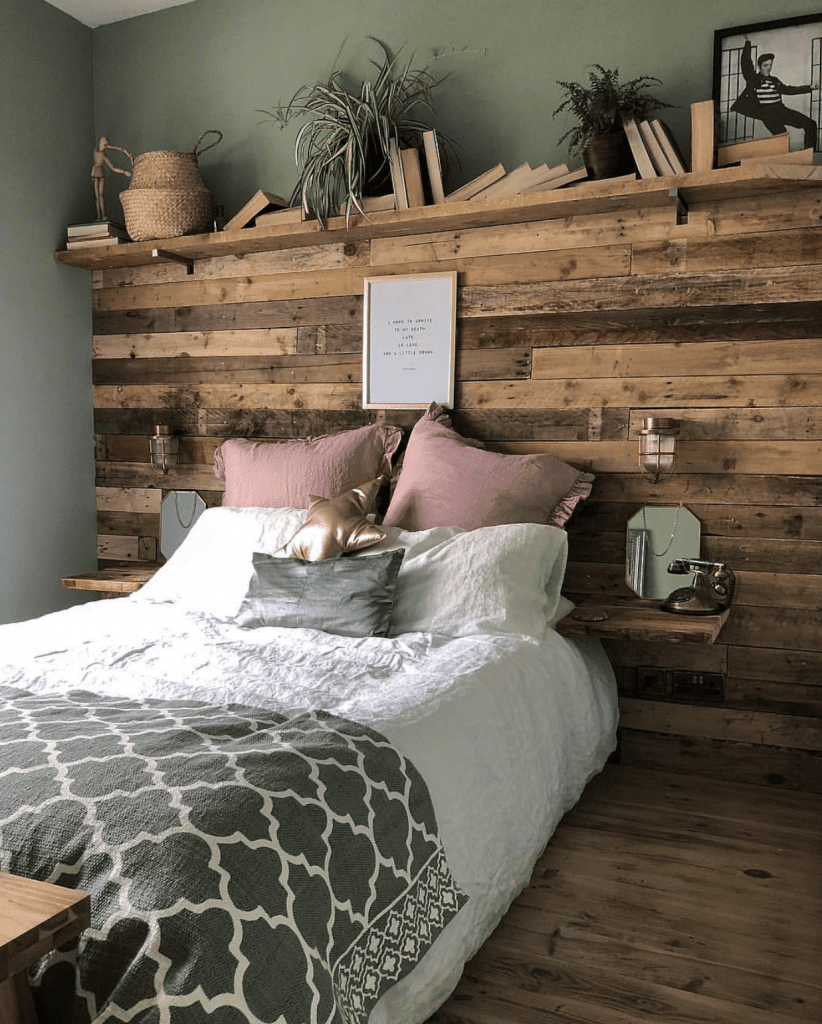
left=661, top=558, right=735, bottom=615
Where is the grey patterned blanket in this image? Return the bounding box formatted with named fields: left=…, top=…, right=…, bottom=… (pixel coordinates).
left=0, top=687, right=467, bottom=1023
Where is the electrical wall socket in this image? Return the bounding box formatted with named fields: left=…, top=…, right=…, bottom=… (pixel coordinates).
left=672, top=670, right=724, bottom=701
left=634, top=667, right=725, bottom=702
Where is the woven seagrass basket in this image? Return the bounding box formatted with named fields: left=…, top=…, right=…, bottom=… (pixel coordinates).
left=119, top=130, right=222, bottom=241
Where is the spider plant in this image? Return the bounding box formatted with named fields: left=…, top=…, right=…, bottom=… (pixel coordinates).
left=554, top=64, right=673, bottom=155
left=260, top=38, right=452, bottom=226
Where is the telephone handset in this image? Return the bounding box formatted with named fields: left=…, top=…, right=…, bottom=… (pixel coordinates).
left=660, top=558, right=735, bottom=615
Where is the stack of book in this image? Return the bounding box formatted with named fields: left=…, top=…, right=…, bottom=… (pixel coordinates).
left=621, top=116, right=687, bottom=178
left=388, top=129, right=592, bottom=210
left=66, top=221, right=130, bottom=249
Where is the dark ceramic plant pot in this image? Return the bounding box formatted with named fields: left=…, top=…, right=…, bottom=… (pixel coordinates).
left=582, top=131, right=635, bottom=180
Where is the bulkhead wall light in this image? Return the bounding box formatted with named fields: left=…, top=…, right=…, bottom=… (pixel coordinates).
left=638, top=417, right=679, bottom=483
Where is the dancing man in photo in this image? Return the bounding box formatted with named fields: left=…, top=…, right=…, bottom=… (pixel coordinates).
left=731, top=37, right=817, bottom=150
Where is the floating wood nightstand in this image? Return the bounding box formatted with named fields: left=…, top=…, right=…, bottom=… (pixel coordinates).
left=61, top=564, right=162, bottom=598
left=555, top=595, right=729, bottom=644
left=0, top=872, right=90, bottom=1024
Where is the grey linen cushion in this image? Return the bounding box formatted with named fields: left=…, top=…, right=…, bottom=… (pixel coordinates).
left=236, top=548, right=405, bottom=637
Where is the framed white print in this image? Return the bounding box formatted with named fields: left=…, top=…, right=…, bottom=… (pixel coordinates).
left=362, top=271, right=457, bottom=409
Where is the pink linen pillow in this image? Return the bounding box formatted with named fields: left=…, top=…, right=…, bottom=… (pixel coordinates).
left=383, top=405, right=593, bottom=532
left=214, top=425, right=402, bottom=509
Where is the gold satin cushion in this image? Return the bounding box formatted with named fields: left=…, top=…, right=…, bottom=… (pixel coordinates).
left=278, top=477, right=386, bottom=561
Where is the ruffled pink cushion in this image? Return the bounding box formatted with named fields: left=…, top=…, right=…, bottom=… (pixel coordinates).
left=383, top=405, right=593, bottom=532
left=214, top=425, right=402, bottom=509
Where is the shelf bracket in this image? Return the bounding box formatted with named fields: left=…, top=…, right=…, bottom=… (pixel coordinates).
left=668, top=186, right=688, bottom=225
left=151, top=248, right=195, bottom=274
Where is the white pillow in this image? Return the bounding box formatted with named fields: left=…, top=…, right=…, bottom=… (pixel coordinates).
left=136, top=506, right=307, bottom=617
left=362, top=523, right=569, bottom=640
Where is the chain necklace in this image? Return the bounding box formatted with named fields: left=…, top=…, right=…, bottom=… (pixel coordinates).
left=174, top=490, right=198, bottom=530
left=641, top=504, right=682, bottom=558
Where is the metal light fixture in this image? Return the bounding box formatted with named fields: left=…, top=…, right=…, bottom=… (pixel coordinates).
left=638, top=417, right=679, bottom=483
left=150, top=424, right=179, bottom=474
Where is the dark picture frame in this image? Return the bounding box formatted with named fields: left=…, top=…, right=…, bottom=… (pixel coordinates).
left=713, top=13, right=822, bottom=151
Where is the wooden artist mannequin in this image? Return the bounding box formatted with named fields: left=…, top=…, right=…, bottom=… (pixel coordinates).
left=92, top=137, right=131, bottom=221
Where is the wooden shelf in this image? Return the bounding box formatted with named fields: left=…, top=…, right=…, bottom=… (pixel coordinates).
left=55, top=162, right=822, bottom=271
left=61, top=565, right=162, bottom=596
left=556, top=595, right=729, bottom=644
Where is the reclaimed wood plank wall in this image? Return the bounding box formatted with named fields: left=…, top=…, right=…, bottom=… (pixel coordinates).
left=88, top=183, right=822, bottom=792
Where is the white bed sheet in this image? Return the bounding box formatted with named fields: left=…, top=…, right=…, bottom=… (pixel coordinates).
left=0, top=595, right=618, bottom=1023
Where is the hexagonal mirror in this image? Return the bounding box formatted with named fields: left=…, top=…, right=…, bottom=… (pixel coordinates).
left=626, top=505, right=701, bottom=599
left=161, top=490, right=206, bottom=560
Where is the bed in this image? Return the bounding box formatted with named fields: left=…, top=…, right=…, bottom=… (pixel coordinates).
left=0, top=408, right=618, bottom=1024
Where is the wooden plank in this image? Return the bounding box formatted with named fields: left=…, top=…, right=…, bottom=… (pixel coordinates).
left=93, top=329, right=299, bottom=359
left=618, top=731, right=822, bottom=792
left=92, top=347, right=530, bottom=386
left=97, top=511, right=159, bottom=538
left=94, top=406, right=380, bottom=439
left=96, top=462, right=221, bottom=491
left=528, top=826, right=821, bottom=916
left=572, top=499, right=822, bottom=543
left=95, top=486, right=161, bottom=513
left=625, top=405, right=822, bottom=441
left=93, top=296, right=362, bottom=335
left=631, top=227, right=822, bottom=276
left=369, top=206, right=677, bottom=265
left=97, top=535, right=141, bottom=561
left=701, top=536, right=822, bottom=575
left=600, top=638, right=728, bottom=674
left=57, top=165, right=822, bottom=272
left=459, top=265, right=822, bottom=319
left=619, top=697, right=822, bottom=751
left=450, top=407, right=617, bottom=442
left=732, top=571, right=822, bottom=608
left=717, top=605, right=822, bottom=653
left=582, top=764, right=822, bottom=832
left=684, top=190, right=822, bottom=237
left=533, top=337, right=822, bottom=379
left=61, top=566, right=161, bottom=593
left=589, top=472, right=822, bottom=507
left=482, top=920, right=821, bottom=1023
left=461, top=308, right=822, bottom=348
left=459, top=378, right=822, bottom=413
left=93, top=353, right=364, bottom=386
left=92, top=245, right=633, bottom=312
left=96, top=239, right=371, bottom=290
left=725, top=677, right=822, bottom=714
left=728, top=645, right=822, bottom=685
left=556, top=597, right=727, bottom=644
left=94, top=382, right=362, bottom=410
left=477, top=437, right=822, bottom=476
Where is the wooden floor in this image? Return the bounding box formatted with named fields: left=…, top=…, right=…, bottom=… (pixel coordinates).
left=426, top=765, right=822, bottom=1023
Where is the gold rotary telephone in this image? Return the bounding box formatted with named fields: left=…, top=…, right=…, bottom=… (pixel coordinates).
left=661, top=558, right=736, bottom=615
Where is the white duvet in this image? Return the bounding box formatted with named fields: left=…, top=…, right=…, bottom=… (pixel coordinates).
left=0, top=510, right=618, bottom=1023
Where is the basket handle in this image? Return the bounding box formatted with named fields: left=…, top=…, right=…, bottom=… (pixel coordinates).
left=193, top=130, right=223, bottom=158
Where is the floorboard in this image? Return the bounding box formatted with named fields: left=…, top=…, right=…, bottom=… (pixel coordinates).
left=426, top=766, right=822, bottom=1023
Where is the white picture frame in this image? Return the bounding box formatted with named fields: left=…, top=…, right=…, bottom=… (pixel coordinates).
left=362, top=271, right=457, bottom=409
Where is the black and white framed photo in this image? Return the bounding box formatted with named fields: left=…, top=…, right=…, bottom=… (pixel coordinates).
left=713, top=14, right=822, bottom=152
left=362, top=271, right=457, bottom=410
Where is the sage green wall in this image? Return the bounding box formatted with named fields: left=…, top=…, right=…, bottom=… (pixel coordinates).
left=93, top=0, right=821, bottom=221
left=2, top=0, right=817, bottom=626
left=0, top=0, right=97, bottom=624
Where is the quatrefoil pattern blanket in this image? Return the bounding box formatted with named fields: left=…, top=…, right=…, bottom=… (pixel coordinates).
left=0, top=687, right=467, bottom=1023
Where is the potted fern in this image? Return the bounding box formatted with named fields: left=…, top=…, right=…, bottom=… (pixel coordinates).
left=553, top=65, right=673, bottom=179
left=260, top=38, right=452, bottom=225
